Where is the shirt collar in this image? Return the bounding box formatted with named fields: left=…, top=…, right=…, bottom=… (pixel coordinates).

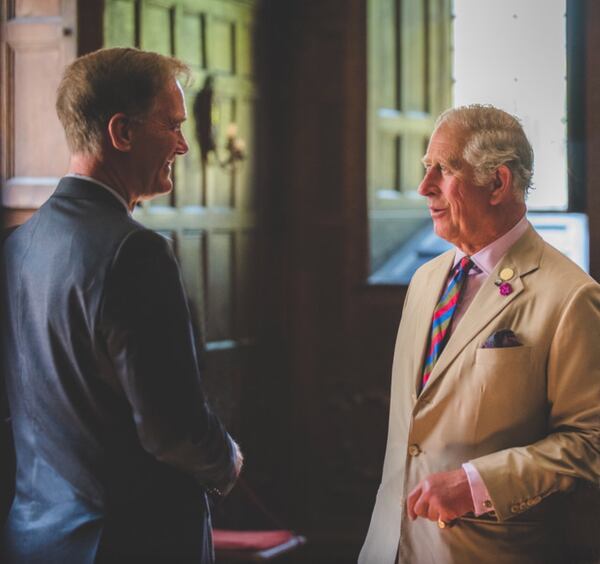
left=453, top=214, right=530, bottom=275
left=65, top=173, right=131, bottom=215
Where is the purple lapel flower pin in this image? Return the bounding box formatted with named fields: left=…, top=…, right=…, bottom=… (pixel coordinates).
left=498, top=282, right=513, bottom=296
left=495, top=267, right=515, bottom=297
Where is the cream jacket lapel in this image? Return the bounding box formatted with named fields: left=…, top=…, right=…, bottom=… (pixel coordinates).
left=420, top=226, right=541, bottom=400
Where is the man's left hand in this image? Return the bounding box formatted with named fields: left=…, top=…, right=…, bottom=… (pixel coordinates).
left=407, top=468, right=474, bottom=523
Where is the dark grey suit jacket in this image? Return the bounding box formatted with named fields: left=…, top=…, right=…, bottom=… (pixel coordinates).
left=1, top=177, right=237, bottom=563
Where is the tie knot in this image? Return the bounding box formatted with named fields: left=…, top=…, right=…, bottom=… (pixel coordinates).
left=458, top=256, right=473, bottom=273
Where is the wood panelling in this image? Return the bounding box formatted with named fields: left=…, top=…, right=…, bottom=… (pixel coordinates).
left=103, top=0, right=135, bottom=49
left=207, top=230, right=234, bottom=341
left=210, top=16, right=235, bottom=73
left=180, top=10, right=204, bottom=67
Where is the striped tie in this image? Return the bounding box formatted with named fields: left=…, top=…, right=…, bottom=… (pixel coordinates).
left=421, top=256, right=473, bottom=390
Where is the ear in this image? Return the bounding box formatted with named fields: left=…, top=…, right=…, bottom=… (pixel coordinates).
left=489, top=165, right=513, bottom=205
left=107, top=113, right=134, bottom=152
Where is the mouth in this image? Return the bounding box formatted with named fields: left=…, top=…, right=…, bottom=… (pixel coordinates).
left=428, top=206, right=447, bottom=217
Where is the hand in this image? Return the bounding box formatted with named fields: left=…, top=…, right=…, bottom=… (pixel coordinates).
left=407, top=468, right=474, bottom=523
left=214, top=440, right=244, bottom=497
left=233, top=439, right=244, bottom=477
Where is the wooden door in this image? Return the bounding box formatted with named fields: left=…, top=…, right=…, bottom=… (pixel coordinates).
left=1, top=0, right=76, bottom=226
left=104, top=0, right=260, bottom=437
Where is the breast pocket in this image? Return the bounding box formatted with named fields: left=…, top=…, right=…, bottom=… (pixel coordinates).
left=475, top=345, right=532, bottom=368
left=473, top=346, right=545, bottom=443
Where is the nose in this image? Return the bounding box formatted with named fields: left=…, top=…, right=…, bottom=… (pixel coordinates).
left=176, top=129, right=189, bottom=155
left=417, top=167, right=438, bottom=197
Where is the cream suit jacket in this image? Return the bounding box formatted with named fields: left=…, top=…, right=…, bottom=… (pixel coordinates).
left=359, top=225, right=600, bottom=564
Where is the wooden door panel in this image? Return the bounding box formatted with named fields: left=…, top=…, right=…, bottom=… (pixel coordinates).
left=206, top=230, right=234, bottom=342
left=237, top=22, right=254, bottom=77
left=179, top=229, right=208, bottom=341
left=208, top=15, right=235, bottom=73
left=179, top=104, right=203, bottom=206
left=238, top=96, right=255, bottom=209
left=143, top=6, right=172, bottom=55
left=234, top=229, right=257, bottom=339
left=179, top=11, right=204, bottom=67
left=103, top=0, right=136, bottom=47
left=1, top=0, right=76, bottom=211
left=16, top=0, right=61, bottom=15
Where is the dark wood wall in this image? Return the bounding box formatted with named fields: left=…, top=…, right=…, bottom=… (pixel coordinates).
left=258, top=1, right=405, bottom=561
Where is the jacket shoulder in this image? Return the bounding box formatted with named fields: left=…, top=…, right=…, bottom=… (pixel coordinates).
left=410, top=249, right=454, bottom=284
left=538, top=239, right=598, bottom=291
left=110, top=228, right=173, bottom=269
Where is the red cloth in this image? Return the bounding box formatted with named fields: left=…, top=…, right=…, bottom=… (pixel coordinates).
left=212, top=529, right=295, bottom=550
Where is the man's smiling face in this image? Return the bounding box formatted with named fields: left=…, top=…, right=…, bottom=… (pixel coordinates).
left=130, top=79, right=189, bottom=200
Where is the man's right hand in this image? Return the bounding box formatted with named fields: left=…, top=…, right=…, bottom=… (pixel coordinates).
left=216, top=439, right=243, bottom=497
left=233, top=439, right=244, bottom=477
left=407, top=468, right=474, bottom=523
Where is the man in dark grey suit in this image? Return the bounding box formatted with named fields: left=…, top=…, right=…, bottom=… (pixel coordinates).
left=1, top=47, right=242, bottom=563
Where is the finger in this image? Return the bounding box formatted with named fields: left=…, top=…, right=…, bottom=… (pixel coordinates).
left=426, top=503, right=439, bottom=522
left=406, top=486, right=421, bottom=520
left=412, top=493, right=430, bottom=520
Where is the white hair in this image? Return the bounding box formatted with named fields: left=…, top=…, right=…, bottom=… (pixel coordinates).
left=435, top=104, right=534, bottom=197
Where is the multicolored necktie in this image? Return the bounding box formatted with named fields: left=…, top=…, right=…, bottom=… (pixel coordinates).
left=421, top=256, right=474, bottom=390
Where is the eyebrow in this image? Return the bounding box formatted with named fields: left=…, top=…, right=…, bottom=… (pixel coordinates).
left=421, top=153, right=463, bottom=169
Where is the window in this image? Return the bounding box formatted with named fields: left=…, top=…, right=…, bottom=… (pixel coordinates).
left=368, top=0, right=585, bottom=283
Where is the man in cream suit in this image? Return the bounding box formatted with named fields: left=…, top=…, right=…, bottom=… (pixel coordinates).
left=359, top=105, right=600, bottom=563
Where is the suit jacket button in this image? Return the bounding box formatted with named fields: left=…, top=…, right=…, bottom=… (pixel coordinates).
left=408, top=444, right=421, bottom=457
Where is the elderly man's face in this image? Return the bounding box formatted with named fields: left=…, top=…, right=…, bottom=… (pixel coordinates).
left=418, top=125, right=495, bottom=254
left=130, top=79, right=189, bottom=199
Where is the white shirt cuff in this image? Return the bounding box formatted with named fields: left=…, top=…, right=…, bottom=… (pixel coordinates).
left=462, top=462, right=495, bottom=516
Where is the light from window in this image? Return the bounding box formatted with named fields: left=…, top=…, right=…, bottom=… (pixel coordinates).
left=453, top=0, right=567, bottom=210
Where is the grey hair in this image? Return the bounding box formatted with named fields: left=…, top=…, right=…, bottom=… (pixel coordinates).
left=435, top=104, right=534, bottom=197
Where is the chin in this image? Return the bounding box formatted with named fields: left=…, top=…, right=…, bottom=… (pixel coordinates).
left=433, top=224, right=456, bottom=245
left=138, top=183, right=173, bottom=202
left=154, top=180, right=174, bottom=196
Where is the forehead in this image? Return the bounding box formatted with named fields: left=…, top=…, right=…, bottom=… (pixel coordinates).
left=150, top=79, right=187, bottom=119
left=423, top=125, right=465, bottom=163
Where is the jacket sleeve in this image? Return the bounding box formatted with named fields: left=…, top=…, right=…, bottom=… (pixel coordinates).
left=470, top=281, right=600, bottom=521
left=99, top=228, right=238, bottom=493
